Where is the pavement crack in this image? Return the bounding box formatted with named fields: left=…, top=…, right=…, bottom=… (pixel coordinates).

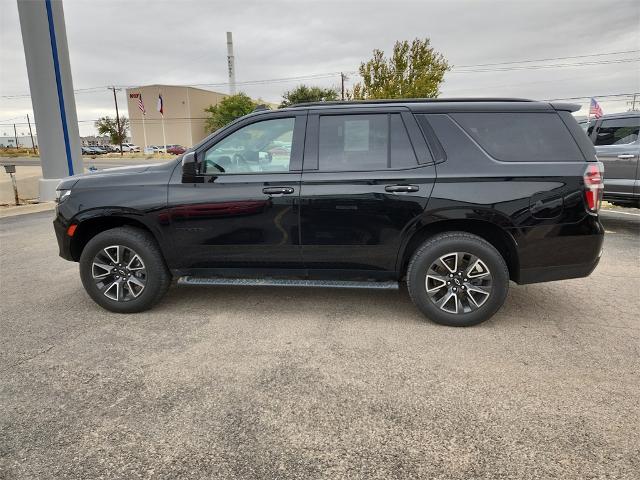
left=3, top=344, right=55, bottom=372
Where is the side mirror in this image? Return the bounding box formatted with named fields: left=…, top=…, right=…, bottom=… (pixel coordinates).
left=181, top=151, right=200, bottom=183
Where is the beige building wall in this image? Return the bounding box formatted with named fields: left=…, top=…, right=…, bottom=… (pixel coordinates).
left=126, top=85, right=226, bottom=148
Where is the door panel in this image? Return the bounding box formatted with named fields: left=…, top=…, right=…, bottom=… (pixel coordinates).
left=299, top=110, right=435, bottom=272
left=300, top=168, right=435, bottom=271
left=167, top=114, right=305, bottom=270
left=597, top=144, right=640, bottom=197
left=168, top=172, right=302, bottom=269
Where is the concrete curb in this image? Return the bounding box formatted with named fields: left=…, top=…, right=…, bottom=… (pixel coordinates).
left=0, top=202, right=55, bottom=219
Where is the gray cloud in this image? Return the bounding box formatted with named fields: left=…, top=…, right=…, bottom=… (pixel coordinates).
left=1, top=0, right=638, bottom=135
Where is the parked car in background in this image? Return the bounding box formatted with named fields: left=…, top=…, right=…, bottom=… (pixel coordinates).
left=167, top=144, right=186, bottom=155
left=82, top=146, right=104, bottom=155
left=92, top=146, right=108, bottom=154
left=54, top=98, right=604, bottom=326
left=585, top=112, right=639, bottom=207
left=152, top=145, right=167, bottom=153
left=116, top=143, right=141, bottom=153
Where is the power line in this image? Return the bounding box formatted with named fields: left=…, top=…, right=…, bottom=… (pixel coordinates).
left=455, top=49, right=640, bottom=68
left=3, top=49, right=638, bottom=99
left=451, top=58, right=639, bottom=74
left=544, top=93, right=639, bottom=101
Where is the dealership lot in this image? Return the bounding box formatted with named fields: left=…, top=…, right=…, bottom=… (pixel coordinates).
left=1, top=210, right=638, bottom=479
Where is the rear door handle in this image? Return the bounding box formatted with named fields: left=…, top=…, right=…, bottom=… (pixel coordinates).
left=263, top=186, right=294, bottom=195
left=385, top=184, right=419, bottom=193
left=617, top=154, right=635, bottom=159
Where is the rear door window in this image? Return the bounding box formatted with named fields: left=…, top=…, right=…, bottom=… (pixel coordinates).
left=451, top=112, right=584, bottom=162
left=317, top=113, right=418, bottom=171
left=594, top=117, right=639, bottom=146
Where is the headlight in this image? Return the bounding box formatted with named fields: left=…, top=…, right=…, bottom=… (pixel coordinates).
left=56, top=189, right=71, bottom=204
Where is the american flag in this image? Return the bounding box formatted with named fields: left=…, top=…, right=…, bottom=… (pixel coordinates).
left=137, top=94, right=145, bottom=115
left=589, top=98, right=603, bottom=118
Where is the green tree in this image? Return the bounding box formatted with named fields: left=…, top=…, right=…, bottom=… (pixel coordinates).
left=280, top=85, right=339, bottom=108
left=205, top=93, right=260, bottom=132
left=95, top=116, right=129, bottom=145
left=351, top=38, right=450, bottom=100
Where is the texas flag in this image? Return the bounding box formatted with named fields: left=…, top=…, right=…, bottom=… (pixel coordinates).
left=157, top=93, right=164, bottom=116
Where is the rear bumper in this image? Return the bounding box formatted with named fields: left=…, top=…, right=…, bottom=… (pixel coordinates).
left=518, top=254, right=601, bottom=284
left=511, top=214, right=604, bottom=285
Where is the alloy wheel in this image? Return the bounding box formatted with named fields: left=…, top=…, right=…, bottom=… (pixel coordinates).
left=425, top=251, right=493, bottom=314
left=91, top=245, right=147, bottom=302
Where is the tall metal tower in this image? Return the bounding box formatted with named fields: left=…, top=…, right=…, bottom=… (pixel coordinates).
left=226, top=32, right=236, bottom=95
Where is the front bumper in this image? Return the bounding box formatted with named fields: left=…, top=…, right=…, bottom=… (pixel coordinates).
left=53, top=216, right=75, bottom=261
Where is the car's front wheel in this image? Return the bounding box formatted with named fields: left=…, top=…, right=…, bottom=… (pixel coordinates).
left=79, top=227, right=171, bottom=313
left=407, top=232, right=509, bottom=326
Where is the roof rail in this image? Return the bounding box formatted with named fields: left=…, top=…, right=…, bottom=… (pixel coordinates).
left=288, top=97, right=536, bottom=108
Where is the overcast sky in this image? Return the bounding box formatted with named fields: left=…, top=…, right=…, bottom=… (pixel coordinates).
left=1, top=0, right=638, bottom=136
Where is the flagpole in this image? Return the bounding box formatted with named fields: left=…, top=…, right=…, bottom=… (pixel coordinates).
left=161, top=114, right=167, bottom=151
left=142, top=112, right=148, bottom=149
left=159, top=91, right=167, bottom=151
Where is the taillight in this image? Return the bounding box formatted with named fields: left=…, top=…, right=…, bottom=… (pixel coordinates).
left=584, top=162, right=604, bottom=213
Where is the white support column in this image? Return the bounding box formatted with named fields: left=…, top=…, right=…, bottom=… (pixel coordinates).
left=17, top=0, right=83, bottom=201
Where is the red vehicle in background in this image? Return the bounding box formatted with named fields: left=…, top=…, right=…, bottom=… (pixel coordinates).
left=167, top=144, right=186, bottom=155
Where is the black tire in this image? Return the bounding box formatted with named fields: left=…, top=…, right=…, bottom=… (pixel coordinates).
left=406, top=232, right=509, bottom=327
left=79, top=226, right=171, bottom=313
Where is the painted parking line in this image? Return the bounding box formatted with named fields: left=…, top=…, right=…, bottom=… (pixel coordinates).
left=600, top=210, right=640, bottom=217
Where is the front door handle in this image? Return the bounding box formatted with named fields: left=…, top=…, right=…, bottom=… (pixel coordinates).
left=385, top=184, right=419, bottom=193
left=617, top=154, right=635, bottom=159
left=263, top=186, right=295, bottom=195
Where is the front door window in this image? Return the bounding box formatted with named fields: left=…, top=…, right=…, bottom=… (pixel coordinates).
left=203, top=118, right=295, bottom=174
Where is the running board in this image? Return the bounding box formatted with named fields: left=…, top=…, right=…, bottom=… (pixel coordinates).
left=177, top=276, right=399, bottom=290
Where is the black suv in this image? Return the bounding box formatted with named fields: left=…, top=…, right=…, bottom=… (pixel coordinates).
left=54, top=99, right=604, bottom=326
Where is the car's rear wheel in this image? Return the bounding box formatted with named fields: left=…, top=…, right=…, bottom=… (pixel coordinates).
left=407, top=232, right=509, bottom=326
left=79, top=227, right=171, bottom=313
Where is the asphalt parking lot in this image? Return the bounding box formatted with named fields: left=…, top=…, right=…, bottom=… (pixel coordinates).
left=1, top=209, right=638, bottom=479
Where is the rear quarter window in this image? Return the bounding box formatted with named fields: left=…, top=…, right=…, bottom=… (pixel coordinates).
left=451, top=112, right=584, bottom=162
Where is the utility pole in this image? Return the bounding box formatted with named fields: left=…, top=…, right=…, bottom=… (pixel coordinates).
left=109, top=86, right=123, bottom=155
left=13, top=123, right=19, bottom=149
left=26, top=114, right=37, bottom=155
left=340, top=72, right=346, bottom=101
left=632, top=93, right=638, bottom=111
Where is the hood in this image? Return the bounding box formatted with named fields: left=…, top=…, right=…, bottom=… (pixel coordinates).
left=56, top=163, right=159, bottom=190
left=87, top=164, right=158, bottom=175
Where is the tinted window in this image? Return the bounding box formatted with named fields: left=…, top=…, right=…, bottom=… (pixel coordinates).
left=390, top=114, right=419, bottom=168
left=452, top=112, right=584, bottom=162
left=203, top=118, right=294, bottom=174
left=318, top=114, right=417, bottom=171
left=594, top=117, right=639, bottom=146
